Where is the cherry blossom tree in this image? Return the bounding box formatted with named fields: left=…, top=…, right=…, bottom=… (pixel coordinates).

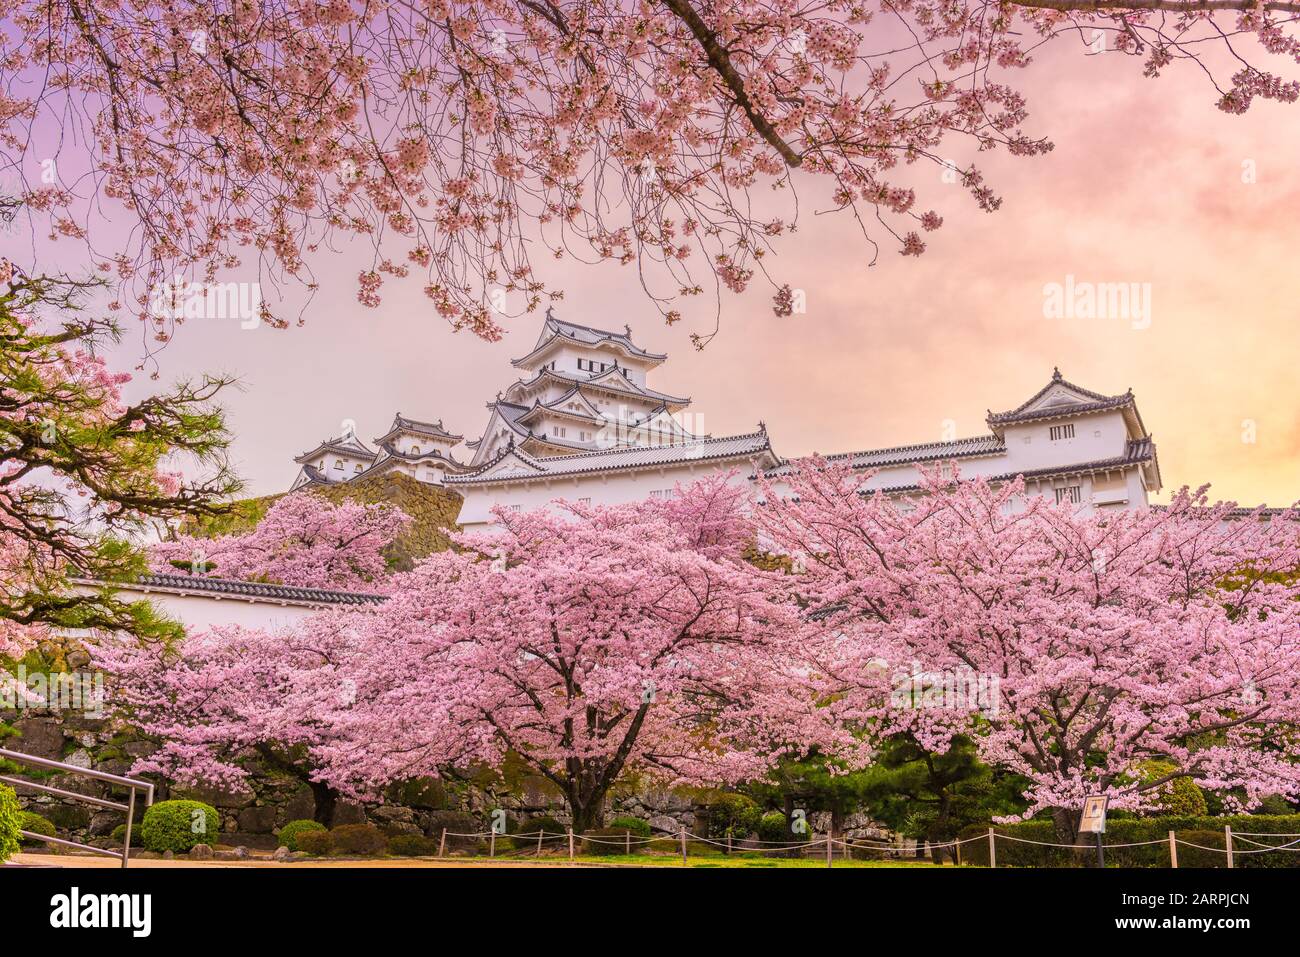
left=755, top=460, right=1300, bottom=842
left=0, top=1, right=1294, bottom=344
left=150, top=492, right=410, bottom=593
left=95, top=612, right=366, bottom=824
left=0, top=262, right=240, bottom=655
left=307, top=477, right=809, bottom=830
left=106, top=477, right=804, bottom=831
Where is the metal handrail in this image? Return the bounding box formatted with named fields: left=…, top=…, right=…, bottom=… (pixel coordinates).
left=0, top=746, right=154, bottom=868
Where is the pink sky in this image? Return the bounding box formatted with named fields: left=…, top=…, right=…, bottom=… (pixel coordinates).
left=90, top=38, right=1297, bottom=506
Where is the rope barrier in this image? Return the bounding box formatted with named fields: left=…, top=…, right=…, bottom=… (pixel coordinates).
left=993, top=833, right=1169, bottom=848
left=434, top=826, right=1300, bottom=861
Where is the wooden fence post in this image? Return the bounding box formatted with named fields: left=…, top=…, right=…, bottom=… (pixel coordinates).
left=1169, top=830, right=1178, bottom=868
left=537, top=830, right=544, bottom=857
left=680, top=827, right=688, bottom=865
left=625, top=831, right=631, bottom=856
left=1225, top=825, right=1234, bottom=869
left=489, top=830, right=496, bottom=858
left=988, top=827, right=997, bottom=868
left=825, top=833, right=833, bottom=868
left=438, top=828, right=447, bottom=858
left=568, top=828, right=574, bottom=861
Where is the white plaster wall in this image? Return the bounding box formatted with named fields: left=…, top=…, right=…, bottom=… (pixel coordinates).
left=455, top=459, right=762, bottom=529
left=998, top=410, right=1131, bottom=471
left=74, top=584, right=328, bottom=633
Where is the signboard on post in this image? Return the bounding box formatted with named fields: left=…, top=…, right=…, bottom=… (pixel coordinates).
left=1078, top=795, right=1108, bottom=834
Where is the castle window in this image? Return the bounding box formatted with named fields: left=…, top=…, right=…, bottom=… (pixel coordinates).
left=553, top=426, right=567, bottom=438
left=411, top=445, right=420, bottom=455
left=333, top=460, right=343, bottom=471
left=354, top=463, right=363, bottom=473
left=1055, top=485, right=1082, bottom=505
left=1049, top=424, right=1076, bottom=441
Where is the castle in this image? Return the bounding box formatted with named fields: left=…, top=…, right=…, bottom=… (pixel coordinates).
left=291, top=312, right=1163, bottom=528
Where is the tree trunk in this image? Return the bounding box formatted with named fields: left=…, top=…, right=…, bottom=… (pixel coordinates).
left=928, top=793, right=953, bottom=864
left=311, top=779, right=338, bottom=827
left=1051, top=806, right=1093, bottom=866
left=567, top=791, right=607, bottom=834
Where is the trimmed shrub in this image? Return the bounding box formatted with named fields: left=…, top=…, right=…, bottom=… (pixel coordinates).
left=507, top=815, right=566, bottom=851
left=1138, top=761, right=1208, bottom=817
left=18, top=811, right=56, bottom=847
left=330, top=823, right=387, bottom=856
left=388, top=834, right=439, bottom=857
left=110, top=823, right=144, bottom=848
left=0, top=785, right=20, bottom=863
left=296, top=830, right=333, bottom=856
left=608, top=816, right=652, bottom=838
left=139, top=800, right=221, bottom=854
left=758, top=811, right=793, bottom=844
left=957, top=815, right=1300, bottom=868
left=277, top=819, right=326, bottom=852
left=704, top=794, right=761, bottom=840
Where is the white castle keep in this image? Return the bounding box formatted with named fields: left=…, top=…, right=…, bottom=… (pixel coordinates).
left=291, top=312, right=1163, bottom=529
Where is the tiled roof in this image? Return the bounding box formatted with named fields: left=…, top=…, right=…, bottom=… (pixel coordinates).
left=85, top=574, right=387, bottom=606
left=375, top=413, right=463, bottom=444
left=296, top=464, right=336, bottom=486
left=856, top=438, right=1158, bottom=495
left=512, top=312, right=668, bottom=366
left=508, top=368, right=690, bottom=407
left=295, top=431, right=375, bottom=464
left=447, top=429, right=776, bottom=486
left=764, top=435, right=1005, bottom=477
left=987, top=369, right=1133, bottom=426
left=357, top=444, right=470, bottom=479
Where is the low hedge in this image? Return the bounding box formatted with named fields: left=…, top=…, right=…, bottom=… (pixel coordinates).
left=110, top=823, right=144, bottom=848
left=277, top=819, right=326, bottom=852
left=0, top=785, right=20, bottom=863
left=330, top=823, right=387, bottom=856
left=139, top=800, right=221, bottom=854
left=583, top=826, right=647, bottom=855
left=958, top=815, right=1300, bottom=868
left=296, top=830, right=333, bottom=856
left=507, top=815, right=566, bottom=851
left=388, top=834, right=439, bottom=857
left=18, top=811, right=56, bottom=847
left=607, top=816, right=652, bottom=838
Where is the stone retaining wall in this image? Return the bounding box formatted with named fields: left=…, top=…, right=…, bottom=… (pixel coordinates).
left=2, top=714, right=892, bottom=849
